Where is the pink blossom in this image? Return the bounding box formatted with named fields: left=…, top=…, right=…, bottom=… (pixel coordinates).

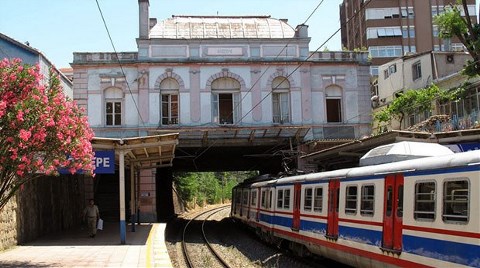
left=0, top=58, right=95, bottom=184
left=16, top=110, right=24, bottom=122
left=19, top=129, right=31, bottom=141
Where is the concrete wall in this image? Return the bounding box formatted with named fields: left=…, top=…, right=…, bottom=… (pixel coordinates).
left=0, top=175, right=86, bottom=250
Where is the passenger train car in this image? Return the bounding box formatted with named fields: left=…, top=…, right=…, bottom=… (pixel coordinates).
left=231, top=141, right=480, bottom=267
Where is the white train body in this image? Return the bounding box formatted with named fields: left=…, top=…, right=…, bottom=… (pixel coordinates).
left=231, top=142, right=480, bottom=267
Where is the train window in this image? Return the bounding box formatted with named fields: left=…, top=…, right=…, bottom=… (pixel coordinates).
left=277, top=189, right=291, bottom=209
left=414, top=182, right=436, bottom=221
left=345, top=185, right=358, bottom=215
left=360, top=185, right=374, bottom=216
left=277, top=190, right=284, bottom=208
left=443, top=179, right=469, bottom=223
left=314, top=187, right=323, bottom=212
left=397, top=186, right=404, bottom=218
left=242, top=191, right=249, bottom=205
left=284, top=189, right=290, bottom=209
left=336, top=188, right=340, bottom=213
left=304, top=188, right=313, bottom=211
left=251, top=191, right=257, bottom=206
left=261, top=190, right=266, bottom=208
left=268, top=190, right=273, bottom=209
left=235, top=190, right=242, bottom=204
left=386, top=187, right=392, bottom=217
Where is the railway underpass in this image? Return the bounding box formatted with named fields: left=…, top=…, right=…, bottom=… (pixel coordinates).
left=91, top=128, right=480, bottom=244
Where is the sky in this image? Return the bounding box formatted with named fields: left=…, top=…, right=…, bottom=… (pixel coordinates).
left=0, top=0, right=346, bottom=69
left=1, top=1, right=479, bottom=69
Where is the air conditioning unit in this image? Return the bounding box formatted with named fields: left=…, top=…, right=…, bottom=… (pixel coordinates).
left=446, top=54, right=454, bottom=64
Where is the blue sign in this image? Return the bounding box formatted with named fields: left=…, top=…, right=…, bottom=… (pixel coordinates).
left=93, top=150, right=115, bottom=174
left=59, top=150, right=115, bottom=175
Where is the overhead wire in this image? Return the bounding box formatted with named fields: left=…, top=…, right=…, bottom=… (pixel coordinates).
left=237, top=0, right=377, bottom=172
left=194, top=0, right=372, bottom=163
left=95, top=0, right=146, bottom=128
left=192, top=0, right=327, bottom=163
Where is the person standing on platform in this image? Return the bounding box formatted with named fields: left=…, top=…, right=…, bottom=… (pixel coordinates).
left=83, top=199, right=100, bottom=238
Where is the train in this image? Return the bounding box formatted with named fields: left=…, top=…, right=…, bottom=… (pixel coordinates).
left=231, top=141, right=480, bottom=267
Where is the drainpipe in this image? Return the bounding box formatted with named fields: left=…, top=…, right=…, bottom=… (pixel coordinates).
left=119, top=149, right=126, bottom=244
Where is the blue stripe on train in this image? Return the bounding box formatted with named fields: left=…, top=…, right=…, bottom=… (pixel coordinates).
left=258, top=213, right=480, bottom=266
left=338, top=225, right=382, bottom=246
left=301, top=219, right=327, bottom=234
left=403, top=235, right=480, bottom=267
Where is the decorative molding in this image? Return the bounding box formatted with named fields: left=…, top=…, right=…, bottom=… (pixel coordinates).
left=189, top=69, right=200, bottom=74
left=154, top=71, right=185, bottom=90
left=266, top=69, right=296, bottom=88
left=205, top=71, right=246, bottom=91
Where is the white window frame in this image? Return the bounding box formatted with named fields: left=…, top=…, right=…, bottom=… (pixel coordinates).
left=276, top=188, right=291, bottom=210
left=345, top=185, right=358, bottom=215
left=272, top=77, right=290, bottom=124
left=211, top=77, right=241, bottom=125
left=313, top=187, right=323, bottom=213
left=414, top=181, right=436, bottom=221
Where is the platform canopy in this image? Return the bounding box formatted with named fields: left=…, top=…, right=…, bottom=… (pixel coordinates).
left=91, top=133, right=179, bottom=169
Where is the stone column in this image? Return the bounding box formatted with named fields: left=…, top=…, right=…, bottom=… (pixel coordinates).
left=190, top=67, right=201, bottom=123
left=137, top=68, right=150, bottom=123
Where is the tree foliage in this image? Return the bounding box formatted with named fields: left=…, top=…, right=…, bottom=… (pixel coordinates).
left=435, top=0, right=480, bottom=76
left=173, top=171, right=256, bottom=207
left=0, top=59, right=94, bottom=211
left=373, top=84, right=454, bottom=130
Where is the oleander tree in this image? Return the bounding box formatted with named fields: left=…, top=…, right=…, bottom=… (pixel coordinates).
left=0, top=58, right=95, bottom=211
left=435, top=0, right=479, bottom=76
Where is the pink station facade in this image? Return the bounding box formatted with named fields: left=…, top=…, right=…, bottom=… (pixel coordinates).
left=72, top=0, right=372, bottom=221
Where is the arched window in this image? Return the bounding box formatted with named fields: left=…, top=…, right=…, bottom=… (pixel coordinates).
left=104, top=87, right=123, bottom=126
left=211, top=77, right=241, bottom=124
left=160, top=78, right=179, bottom=125
left=272, top=77, right=290, bottom=124
left=325, top=86, right=343, bottom=123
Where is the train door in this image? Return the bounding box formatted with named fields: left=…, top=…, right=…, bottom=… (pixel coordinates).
left=382, top=174, right=404, bottom=252
left=292, top=183, right=301, bottom=231
left=247, top=189, right=252, bottom=219
left=256, top=188, right=262, bottom=222
left=241, top=189, right=249, bottom=217
left=232, top=188, right=238, bottom=215
left=326, top=179, right=340, bottom=239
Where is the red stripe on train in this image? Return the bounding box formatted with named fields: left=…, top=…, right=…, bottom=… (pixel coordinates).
left=249, top=221, right=433, bottom=268
left=403, top=224, right=480, bottom=239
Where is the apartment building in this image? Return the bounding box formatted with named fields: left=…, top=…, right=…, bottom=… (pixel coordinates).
left=340, top=0, right=477, bottom=76
left=374, top=51, right=479, bottom=131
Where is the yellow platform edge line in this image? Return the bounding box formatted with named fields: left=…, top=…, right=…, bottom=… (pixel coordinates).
left=146, top=224, right=158, bottom=268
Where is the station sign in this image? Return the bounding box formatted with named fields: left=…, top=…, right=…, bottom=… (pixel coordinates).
left=93, top=150, right=115, bottom=174
left=59, top=150, right=115, bottom=175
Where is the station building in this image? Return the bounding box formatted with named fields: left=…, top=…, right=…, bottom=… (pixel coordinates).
left=72, top=0, right=372, bottom=222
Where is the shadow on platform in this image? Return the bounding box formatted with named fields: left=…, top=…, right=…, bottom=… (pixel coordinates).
left=23, top=222, right=153, bottom=246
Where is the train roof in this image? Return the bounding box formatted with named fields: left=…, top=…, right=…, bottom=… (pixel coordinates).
left=359, top=141, right=454, bottom=166
left=247, top=146, right=479, bottom=187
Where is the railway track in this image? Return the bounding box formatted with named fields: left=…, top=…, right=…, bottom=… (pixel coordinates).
left=181, top=205, right=232, bottom=268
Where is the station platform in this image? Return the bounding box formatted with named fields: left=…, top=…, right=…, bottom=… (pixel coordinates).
left=0, top=222, right=173, bottom=267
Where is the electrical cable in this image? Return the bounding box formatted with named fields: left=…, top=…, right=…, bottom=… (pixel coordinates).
left=95, top=0, right=146, bottom=128
left=192, top=0, right=329, bottom=163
